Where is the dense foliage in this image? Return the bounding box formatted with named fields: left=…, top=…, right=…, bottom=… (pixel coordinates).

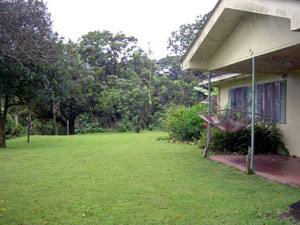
left=164, top=104, right=206, bottom=141
left=0, top=0, right=210, bottom=146
left=209, top=124, right=289, bottom=155
left=0, top=0, right=60, bottom=147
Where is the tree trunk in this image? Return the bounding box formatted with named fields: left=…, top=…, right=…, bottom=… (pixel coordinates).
left=69, top=119, right=75, bottom=135
left=14, top=112, right=19, bottom=136
left=52, top=99, right=60, bottom=135
left=80, top=122, right=85, bottom=134
left=27, top=103, right=31, bottom=143
left=0, top=96, right=9, bottom=148
left=139, top=113, right=144, bottom=130
left=0, top=119, right=6, bottom=148
left=85, top=93, right=98, bottom=122
left=135, top=126, right=140, bottom=133
left=53, top=114, right=57, bottom=135
left=146, top=105, right=152, bottom=130
left=66, top=120, right=69, bottom=135
left=147, top=58, right=153, bottom=130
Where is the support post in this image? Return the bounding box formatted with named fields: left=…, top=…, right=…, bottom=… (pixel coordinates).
left=250, top=57, right=256, bottom=171
left=203, top=72, right=211, bottom=158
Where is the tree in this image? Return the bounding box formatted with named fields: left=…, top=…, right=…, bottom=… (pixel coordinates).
left=167, top=14, right=208, bottom=56
left=0, top=0, right=58, bottom=147
left=79, top=30, right=137, bottom=80
left=156, top=56, right=184, bottom=80
left=50, top=41, right=88, bottom=135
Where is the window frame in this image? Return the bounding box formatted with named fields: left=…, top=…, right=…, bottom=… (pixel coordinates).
left=228, top=80, right=286, bottom=124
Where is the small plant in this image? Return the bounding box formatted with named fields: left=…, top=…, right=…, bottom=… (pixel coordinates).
left=247, top=168, right=255, bottom=175
left=197, top=130, right=208, bottom=148
left=209, top=123, right=289, bottom=155
left=156, top=136, right=170, bottom=141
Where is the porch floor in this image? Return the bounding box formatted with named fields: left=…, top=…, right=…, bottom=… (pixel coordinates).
left=209, top=155, right=300, bottom=188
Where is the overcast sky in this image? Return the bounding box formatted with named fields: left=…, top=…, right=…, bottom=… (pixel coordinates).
left=46, top=0, right=218, bottom=59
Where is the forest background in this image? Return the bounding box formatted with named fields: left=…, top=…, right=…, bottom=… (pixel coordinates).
left=0, top=0, right=211, bottom=148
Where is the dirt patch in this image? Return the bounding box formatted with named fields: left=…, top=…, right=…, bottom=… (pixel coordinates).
left=283, top=201, right=300, bottom=223
left=290, top=201, right=300, bottom=221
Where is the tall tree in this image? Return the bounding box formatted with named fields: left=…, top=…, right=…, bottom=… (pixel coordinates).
left=0, top=0, right=58, bottom=147
left=167, top=14, right=208, bottom=56
left=79, top=30, right=137, bottom=80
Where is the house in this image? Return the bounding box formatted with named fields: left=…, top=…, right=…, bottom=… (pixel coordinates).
left=182, top=0, right=300, bottom=157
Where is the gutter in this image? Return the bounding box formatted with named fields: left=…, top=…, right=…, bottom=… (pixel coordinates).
left=198, top=73, right=248, bottom=85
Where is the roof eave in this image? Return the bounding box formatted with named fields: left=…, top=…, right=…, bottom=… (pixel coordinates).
left=181, top=0, right=222, bottom=65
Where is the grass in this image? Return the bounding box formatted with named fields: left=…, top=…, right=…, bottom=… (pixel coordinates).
left=0, top=131, right=299, bottom=224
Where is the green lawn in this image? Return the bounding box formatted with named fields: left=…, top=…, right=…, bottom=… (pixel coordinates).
left=0, top=132, right=299, bottom=224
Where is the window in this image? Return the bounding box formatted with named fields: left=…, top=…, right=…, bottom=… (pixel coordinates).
left=229, top=86, right=250, bottom=111
left=229, top=81, right=286, bottom=123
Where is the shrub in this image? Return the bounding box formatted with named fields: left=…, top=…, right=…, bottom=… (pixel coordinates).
left=164, top=104, right=206, bottom=141
left=84, top=122, right=106, bottom=133
left=197, top=131, right=208, bottom=148
left=5, top=113, right=14, bottom=134
left=152, top=111, right=165, bottom=130
left=10, top=124, right=23, bottom=136
left=31, top=119, right=54, bottom=135
left=116, top=122, right=128, bottom=132
left=5, top=113, right=24, bottom=138
left=31, top=119, right=65, bottom=135
left=209, top=123, right=289, bottom=155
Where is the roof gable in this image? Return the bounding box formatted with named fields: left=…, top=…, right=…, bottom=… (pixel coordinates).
left=182, top=0, right=300, bottom=74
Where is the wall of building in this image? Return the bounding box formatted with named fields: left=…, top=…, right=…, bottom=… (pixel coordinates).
left=216, top=72, right=300, bottom=157
left=209, top=13, right=300, bottom=70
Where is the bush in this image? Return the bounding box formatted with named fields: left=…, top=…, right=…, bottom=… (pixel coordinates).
left=31, top=119, right=55, bottom=135
left=116, top=122, right=128, bottom=132
left=164, top=104, right=206, bottom=141
left=209, top=123, right=289, bottom=155
left=152, top=111, right=165, bottom=130
left=197, top=131, right=208, bottom=148
left=31, top=119, right=65, bottom=135
left=84, top=122, right=106, bottom=133
left=5, top=113, right=14, bottom=134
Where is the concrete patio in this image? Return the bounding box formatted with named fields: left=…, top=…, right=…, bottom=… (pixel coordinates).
left=210, top=155, right=300, bottom=188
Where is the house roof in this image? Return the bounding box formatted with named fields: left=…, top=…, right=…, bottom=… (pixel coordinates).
left=198, top=73, right=246, bottom=86
left=201, top=96, right=217, bottom=103
left=182, top=0, right=300, bottom=74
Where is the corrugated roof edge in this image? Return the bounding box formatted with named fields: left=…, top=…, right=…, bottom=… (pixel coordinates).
left=198, top=73, right=248, bottom=86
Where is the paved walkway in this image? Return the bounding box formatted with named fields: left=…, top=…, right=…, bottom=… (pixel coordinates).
left=210, top=155, right=300, bottom=188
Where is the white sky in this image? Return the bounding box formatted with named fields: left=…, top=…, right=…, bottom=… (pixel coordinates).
left=46, top=0, right=218, bottom=59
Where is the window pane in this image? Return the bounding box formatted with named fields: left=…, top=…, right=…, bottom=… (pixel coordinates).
left=229, top=81, right=286, bottom=124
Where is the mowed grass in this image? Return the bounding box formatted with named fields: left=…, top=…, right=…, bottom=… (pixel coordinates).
left=0, top=132, right=299, bottom=224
